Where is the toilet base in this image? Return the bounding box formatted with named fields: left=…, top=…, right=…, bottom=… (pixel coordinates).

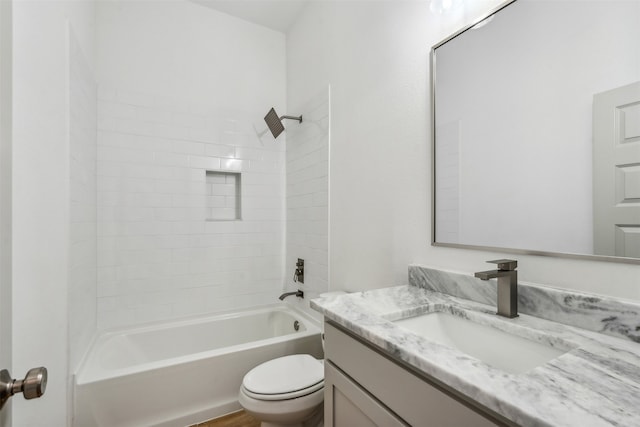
left=239, top=386, right=324, bottom=427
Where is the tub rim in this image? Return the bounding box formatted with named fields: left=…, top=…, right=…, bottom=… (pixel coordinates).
left=75, top=303, right=321, bottom=385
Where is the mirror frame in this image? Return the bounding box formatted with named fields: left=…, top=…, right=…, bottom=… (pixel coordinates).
left=430, top=0, right=640, bottom=265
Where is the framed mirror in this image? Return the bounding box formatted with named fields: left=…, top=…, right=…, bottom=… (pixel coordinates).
left=432, top=0, right=640, bottom=264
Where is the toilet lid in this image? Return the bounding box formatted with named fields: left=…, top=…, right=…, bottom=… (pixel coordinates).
left=242, top=354, right=324, bottom=396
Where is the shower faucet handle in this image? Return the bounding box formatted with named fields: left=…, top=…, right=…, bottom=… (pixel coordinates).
left=293, top=258, right=304, bottom=283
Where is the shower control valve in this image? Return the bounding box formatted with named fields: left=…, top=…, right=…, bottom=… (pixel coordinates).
left=293, top=258, right=304, bottom=284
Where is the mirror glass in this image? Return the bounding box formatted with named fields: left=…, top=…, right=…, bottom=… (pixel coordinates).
left=433, top=0, right=640, bottom=262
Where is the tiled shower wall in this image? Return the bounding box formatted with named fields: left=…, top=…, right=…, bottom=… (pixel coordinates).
left=69, top=32, right=97, bottom=369
left=96, top=87, right=286, bottom=329
left=285, top=89, right=330, bottom=315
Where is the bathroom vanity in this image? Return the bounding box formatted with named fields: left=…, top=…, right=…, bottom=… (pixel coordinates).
left=312, top=267, right=640, bottom=426
left=323, top=322, right=505, bottom=426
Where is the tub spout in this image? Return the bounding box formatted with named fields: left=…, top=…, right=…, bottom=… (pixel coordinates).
left=279, top=290, right=304, bottom=300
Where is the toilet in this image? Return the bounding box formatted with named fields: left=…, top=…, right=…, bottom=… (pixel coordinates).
left=238, top=291, right=346, bottom=427
left=238, top=354, right=324, bottom=427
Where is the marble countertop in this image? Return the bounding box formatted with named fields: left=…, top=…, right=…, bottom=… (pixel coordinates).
left=311, top=285, right=640, bottom=427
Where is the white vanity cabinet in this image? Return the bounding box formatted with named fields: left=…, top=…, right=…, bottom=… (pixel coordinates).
left=323, top=322, right=512, bottom=427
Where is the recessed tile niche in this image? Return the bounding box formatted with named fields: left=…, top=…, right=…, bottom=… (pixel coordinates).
left=206, top=171, right=241, bottom=221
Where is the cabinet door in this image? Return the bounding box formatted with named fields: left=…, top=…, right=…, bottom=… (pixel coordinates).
left=325, top=361, right=408, bottom=427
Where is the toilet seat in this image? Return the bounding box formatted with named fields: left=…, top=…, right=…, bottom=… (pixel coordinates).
left=241, top=354, right=324, bottom=401
left=241, top=380, right=324, bottom=401
left=238, top=385, right=324, bottom=424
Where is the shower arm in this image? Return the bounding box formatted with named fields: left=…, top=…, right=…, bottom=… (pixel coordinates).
left=280, top=115, right=303, bottom=123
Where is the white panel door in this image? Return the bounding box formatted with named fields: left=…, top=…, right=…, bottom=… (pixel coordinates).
left=0, top=0, right=11, bottom=425
left=593, top=81, right=640, bottom=257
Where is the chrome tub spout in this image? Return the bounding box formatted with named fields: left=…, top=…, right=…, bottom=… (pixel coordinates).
left=279, top=290, right=304, bottom=301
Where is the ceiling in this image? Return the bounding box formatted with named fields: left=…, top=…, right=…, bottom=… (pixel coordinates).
left=190, top=0, right=311, bottom=33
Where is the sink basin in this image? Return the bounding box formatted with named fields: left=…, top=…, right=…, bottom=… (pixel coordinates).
left=394, top=312, right=568, bottom=374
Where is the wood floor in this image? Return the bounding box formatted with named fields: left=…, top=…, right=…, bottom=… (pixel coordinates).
left=191, top=410, right=261, bottom=427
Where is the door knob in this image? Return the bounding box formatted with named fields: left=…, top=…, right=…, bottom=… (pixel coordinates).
left=0, top=367, right=47, bottom=410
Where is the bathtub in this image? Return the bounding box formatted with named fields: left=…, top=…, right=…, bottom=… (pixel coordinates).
left=74, top=304, right=323, bottom=427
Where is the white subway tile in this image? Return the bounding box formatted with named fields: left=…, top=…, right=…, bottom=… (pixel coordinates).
left=242, top=172, right=282, bottom=186
left=153, top=123, right=190, bottom=140
left=312, top=191, right=328, bottom=207
left=249, top=160, right=279, bottom=173
left=243, top=196, right=282, bottom=210
left=189, top=155, right=222, bottom=170
left=118, top=89, right=156, bottom=107
left=155, top=166, right=192, bottom=181
left=155, top=207, right=205, bottom=222
left=156, top=180, right=207, bottom=195
left=98, top=86, right=117, bottom=102
left=97, top=281, right=123, bottom=298
left=206, top=173, right=227, bottom=185
left=158, top=262, right=190, bottom=277
left=134, top=304, right=173, bottom=324
left=99, top=309, right=135, bottom=330
left=123, top=221, right=169, bottom=236
left=205, top=144, right=236, bottom=158
left=172, top=290, right=207, bottom=316
left=170, top=221, right=205, bottom=235
left=98, top=146, right=154, bottom=164
left=172, top=194, right=207, bottom=208
left=220, top=158, right=247, bottom=171
left=118, top=193, right=172, bottom=208
left=172, top=112, right=206, bottom=129
left=189, top=128, right=219, bottom=143
left=154, top=95, right=189, bottom=113
left=117, top=236, right=156, bottom=251
left=187, top=170, right=204, bottom=183
left=206, top=196, right=226, bottom=208
left=204, top=221, right=235, bottom=234
left=155, top=235, right=190, bottom=249
left=209, top=208, right=236, bottom=220
left=98, top=101, right=137, bottom=121
left=120, top=249, right=171, bottom=266
left=97, top=267, right=119, bottom=285
left=172, top=140, right=205, bottom=155
left=136, top=106, right=172, bottom=123
left=243, top=209, right=283, bottom=221
left=155, top=152, right=190, bottom=167
left=287, top=194, right=313, bottom=209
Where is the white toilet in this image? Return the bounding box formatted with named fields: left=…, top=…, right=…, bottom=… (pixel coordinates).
left=238, top=354, right=324, bottom=427
left=238, top=291, right=346, bottom=427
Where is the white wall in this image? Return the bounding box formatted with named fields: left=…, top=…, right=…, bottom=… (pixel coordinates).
left=96, top=0, right=285, bottom=111
left=285, top=88, right=330, bottom=316
left=95, top=1, right=288, bottom=329
left=288, top=0, right=640, bottom=302
left=12, top=1, right=95, bottom=426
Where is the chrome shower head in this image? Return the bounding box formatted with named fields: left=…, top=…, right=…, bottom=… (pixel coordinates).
left=264, top=107, right=302, bottom=139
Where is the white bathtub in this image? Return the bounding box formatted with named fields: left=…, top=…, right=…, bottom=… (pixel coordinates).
left=74, top=304, right=323, bottom=427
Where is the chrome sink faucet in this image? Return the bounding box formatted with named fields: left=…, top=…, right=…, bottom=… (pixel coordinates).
left=474, top=259, right=518, bottom=318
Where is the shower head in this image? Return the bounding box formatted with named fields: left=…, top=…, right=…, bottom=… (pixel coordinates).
left=264, top=107, right=302, bottom=139
left=264, top=108, right=285, bottom=139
